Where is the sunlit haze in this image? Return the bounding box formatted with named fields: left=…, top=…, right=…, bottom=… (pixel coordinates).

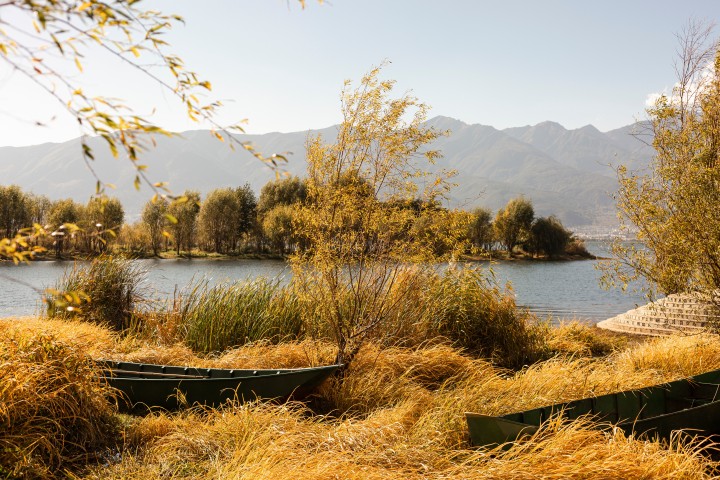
left=0, top=0, right=718, bottom=146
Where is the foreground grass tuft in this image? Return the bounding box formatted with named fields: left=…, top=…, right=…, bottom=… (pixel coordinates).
left=0, top=330, right=118, bottom=479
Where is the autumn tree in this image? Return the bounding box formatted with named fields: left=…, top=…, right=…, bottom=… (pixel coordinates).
left=409, top=208, right=474, bottom=257
left=494, top=197, right=534, bottom=254
left=263, top=204, right=296, bottom=254
left=526, top=216, right=572, bottom=257
left=604, top=22, right=720, bottom=300
left=83, top=197, right=125, bottom=253
left=0, top=185, right=30, bottom=239
left=257, top=176, right=307, bottom=217
left=142, top=197, right=170, bottom=256
left=292, top=66, right=456, bottom=369
left=468, top=207, right=495, bottom=252
left=27, top=194, right=52, bottom=230
left=48, top=199, right=82, bottom=256
left=198, top=188, right=241, bottom=253
left=168, top=191, right=201, bottom=256
left=118, top=221, right=151, bottom=256
left=234, top=184, right=258, bottom=250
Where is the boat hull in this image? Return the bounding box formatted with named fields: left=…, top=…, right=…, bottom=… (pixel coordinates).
left=99, top=360, right=340, bottom=411
left=466, top=368, right=720, bottom=446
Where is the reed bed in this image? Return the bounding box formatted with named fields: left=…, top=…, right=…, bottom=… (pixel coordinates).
left=180, top=278, right=305, bottom=353
left=425, top=267, right=549, bottom=368
left=291, top=265, right=549, bottom=369
left=121, top=262, right=548, bottom=368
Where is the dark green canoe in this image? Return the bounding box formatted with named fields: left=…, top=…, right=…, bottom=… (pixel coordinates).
left=98, top=360, right=340, bottom=411
left=466, top=368, right=720, bottom=446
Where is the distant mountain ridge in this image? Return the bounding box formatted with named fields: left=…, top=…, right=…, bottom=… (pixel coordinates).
left=0, top=116, right=654, bottom=227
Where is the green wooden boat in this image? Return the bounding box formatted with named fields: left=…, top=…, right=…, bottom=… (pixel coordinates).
left=97, top=360, right=340, bottom=411
left=466, top=368, right=720, bottom=447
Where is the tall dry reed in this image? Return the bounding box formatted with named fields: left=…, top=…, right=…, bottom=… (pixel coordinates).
left=296, top=265, right=550, bottom=369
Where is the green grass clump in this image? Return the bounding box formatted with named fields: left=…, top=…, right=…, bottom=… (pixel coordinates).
left=46, top=255, right=147, bottom=332
left=181, top=278, right=304, bottom=354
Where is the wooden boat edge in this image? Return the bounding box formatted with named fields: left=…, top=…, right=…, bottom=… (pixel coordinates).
left=465, top=412, right=538, bottom=447
left=99, top=362, right=341, bottom=412
left=465, top=368, right=720, bottom=447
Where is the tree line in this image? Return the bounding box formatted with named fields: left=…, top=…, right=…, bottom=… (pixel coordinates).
left=0, top=181, right=586, bottom=259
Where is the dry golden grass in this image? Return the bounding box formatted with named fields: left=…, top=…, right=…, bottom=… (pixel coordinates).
left=317, top=342, right=492, bottom=417
left=83, top=400, right=719, bottom=479
left=546, top=320, right=635, bottom=357
left=615, top=333, right=720, bottom=378
left=4, top=316, right=720, bottom=478
left=0, top=316, right=119, bottom=357
left=450, top=417, right=718, bottom=479
left=0, top=328, right=118, bottom=479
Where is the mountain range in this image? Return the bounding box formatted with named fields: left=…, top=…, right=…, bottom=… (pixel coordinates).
left=0, top=116, right=654, bottom=228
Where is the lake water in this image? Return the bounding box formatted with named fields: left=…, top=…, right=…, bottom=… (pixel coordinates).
left=0, top=241, right=648, bottom=322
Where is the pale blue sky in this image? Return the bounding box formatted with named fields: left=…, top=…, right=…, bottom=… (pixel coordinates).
left=0, top=0, right=718, bottom=146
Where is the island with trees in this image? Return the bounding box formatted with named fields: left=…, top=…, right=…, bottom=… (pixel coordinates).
left=0, top=181, right=591, bottom=261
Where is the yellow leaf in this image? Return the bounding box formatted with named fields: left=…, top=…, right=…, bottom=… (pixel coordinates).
left=130, top=46, right=140, bottom=57
left=78, top=2, right=93, bottom=11
left=74, top=56, right=83, bottom=72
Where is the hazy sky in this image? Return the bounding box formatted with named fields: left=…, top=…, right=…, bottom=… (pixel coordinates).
left=0, top=0, right=718, bottom=147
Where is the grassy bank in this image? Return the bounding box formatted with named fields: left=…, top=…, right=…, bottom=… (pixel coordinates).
left=2, top=314, right=720, bottom=478
left=4, top=257, right=718, bottom=477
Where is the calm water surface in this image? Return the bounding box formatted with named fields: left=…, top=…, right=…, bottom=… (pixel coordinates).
left=0, top=241, right=646, bottom=322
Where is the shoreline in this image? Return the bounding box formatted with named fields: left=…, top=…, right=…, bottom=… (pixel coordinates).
left=13, top=251, right=599, bottom=263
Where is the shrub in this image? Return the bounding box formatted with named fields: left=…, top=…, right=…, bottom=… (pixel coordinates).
left=426, top=267, right=549, bottom=369
left=525, top=216, right=572, bottom=257
left=46, top=255, right=147, bottom=331
left=564, top=238, right=593, bottom=257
